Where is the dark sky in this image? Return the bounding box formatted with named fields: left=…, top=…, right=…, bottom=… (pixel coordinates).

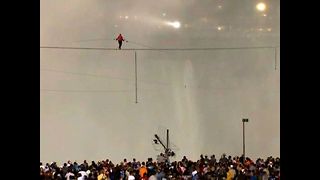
left=41, top=0, right=280, bottom=164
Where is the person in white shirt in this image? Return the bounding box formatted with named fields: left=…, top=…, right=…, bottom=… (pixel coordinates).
left=65, top=171, right=75, bottom=180
left=77, top=170, right=88, bottom=180
left=128, top=170, right=135, bottom=180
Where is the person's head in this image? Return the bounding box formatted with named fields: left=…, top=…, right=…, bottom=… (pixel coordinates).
left=80, top=165, right=85, bottom=171
left=77, top=172, right=82, bottom=177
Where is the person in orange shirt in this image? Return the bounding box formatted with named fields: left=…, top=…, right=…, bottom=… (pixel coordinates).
left=139, top=162, right=148, bottom=178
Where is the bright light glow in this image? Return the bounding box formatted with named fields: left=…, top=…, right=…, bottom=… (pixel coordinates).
left=263, top=14, right=267, bottom=17
left=162, top=13, right=166, bottom=17
left=267, top=28, right=272, bottom=32
left=218, top=5, right=222, bottom=9
left=166, top=21, right=181, bottom=29
left=125, top=16, right=129, bottom=19
left=217, top=26, right=223, bottom=31
left=256, top=2, right=266, bottom=11
left=258, top=28, right=263, bottom=31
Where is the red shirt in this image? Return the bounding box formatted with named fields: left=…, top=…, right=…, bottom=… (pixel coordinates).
left=116, top=34, right=124, bottom=41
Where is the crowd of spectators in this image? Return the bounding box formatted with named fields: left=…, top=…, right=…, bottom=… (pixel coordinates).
left=40, top=153, right=280, bottom=180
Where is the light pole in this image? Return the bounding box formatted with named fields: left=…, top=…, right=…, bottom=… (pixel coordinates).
left=242, top=118, right=249, bottom=163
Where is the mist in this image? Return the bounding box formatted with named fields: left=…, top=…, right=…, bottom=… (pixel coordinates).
left=40, top=0, right=280, bottom=164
